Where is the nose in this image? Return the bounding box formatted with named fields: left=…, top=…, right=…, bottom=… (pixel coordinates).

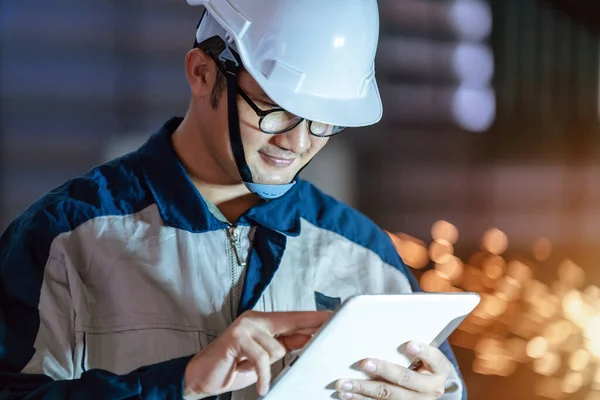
left=272, top=121, right=311, bottom=155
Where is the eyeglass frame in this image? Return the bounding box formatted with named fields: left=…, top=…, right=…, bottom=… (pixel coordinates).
left=195, top=36, right=346, bottom=138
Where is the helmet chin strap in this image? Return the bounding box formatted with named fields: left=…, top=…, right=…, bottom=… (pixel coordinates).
left=218, top=45, right=296, bottom=200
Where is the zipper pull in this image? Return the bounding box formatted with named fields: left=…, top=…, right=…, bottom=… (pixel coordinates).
left=227, top=227, right=247, bottom=267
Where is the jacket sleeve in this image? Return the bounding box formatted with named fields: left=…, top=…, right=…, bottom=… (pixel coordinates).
left=385, top=236, right=467, bottom=400
left=0, top=212, right=193, bottom=400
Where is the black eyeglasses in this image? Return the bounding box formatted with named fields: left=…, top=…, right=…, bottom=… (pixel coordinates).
left=196, top=37, right=346, bottom=138
left=236, top=86, right=346, bottom=137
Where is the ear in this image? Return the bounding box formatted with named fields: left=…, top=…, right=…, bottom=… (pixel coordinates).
left=185, top=48, right=218, bottom=99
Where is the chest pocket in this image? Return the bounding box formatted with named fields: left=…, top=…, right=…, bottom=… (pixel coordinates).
left=75, top=325, right=215, bottom=376
left=314, top=291, right=342, bottom=311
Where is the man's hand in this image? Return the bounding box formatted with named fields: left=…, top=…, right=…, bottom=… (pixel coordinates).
left=183, top=310, right=331, bottom=400
left=335, top=341, right=452, bottom=400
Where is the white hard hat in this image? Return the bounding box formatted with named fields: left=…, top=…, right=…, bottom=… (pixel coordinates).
left=187, top=0, right=383, bottom=128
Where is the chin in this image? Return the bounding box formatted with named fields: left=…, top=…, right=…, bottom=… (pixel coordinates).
left=248, top=170, right=297, bottom=186
left=252, top=177, right=295, bottom=186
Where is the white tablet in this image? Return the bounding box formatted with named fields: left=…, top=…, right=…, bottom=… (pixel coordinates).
left=259, top=292, right=480, bottom=400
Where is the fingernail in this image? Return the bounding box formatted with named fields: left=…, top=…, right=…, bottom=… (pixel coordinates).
left=259, top=385, right=270, bottom=396
left=339, top=380, right=353, bottom=391
left=339, top=392, right=353, bottom=399
left=408, top=342, right=422, bottom=354
left=363, top=360, right=377, bottom=372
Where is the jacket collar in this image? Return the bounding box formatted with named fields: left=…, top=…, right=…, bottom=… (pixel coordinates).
left=138, top=117, right=301, bottom=236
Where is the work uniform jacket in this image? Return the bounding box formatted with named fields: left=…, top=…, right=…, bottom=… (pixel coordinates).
left=0, top=117, right=465, bottom=399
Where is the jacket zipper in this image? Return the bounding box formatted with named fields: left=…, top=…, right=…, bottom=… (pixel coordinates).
left=227, top=226, right=246, bottom=320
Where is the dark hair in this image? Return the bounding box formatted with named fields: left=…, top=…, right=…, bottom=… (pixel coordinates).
left=210, top=70, right=227, bottom=109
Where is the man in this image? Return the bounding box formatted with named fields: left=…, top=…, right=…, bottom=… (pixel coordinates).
left=0, top=1, right=466, bottom=399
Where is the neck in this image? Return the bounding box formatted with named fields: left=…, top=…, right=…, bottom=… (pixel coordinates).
left=171, top=115, right=262, bottom=222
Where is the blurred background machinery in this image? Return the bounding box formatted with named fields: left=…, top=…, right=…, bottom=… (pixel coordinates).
left=1, top=0, right=600, bottom=399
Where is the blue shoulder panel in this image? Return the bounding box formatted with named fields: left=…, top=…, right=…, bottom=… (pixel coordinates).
left=293, top=180, right=408, bottom=274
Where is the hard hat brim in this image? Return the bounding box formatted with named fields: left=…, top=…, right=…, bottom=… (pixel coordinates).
left=247, top=67, right=384, bottom=128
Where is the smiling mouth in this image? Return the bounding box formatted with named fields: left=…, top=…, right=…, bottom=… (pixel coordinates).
left=259, top=152, right=297, bottom=167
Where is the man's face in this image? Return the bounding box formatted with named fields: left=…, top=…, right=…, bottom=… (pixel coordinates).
left=209, top=70, right=330, bottom=186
